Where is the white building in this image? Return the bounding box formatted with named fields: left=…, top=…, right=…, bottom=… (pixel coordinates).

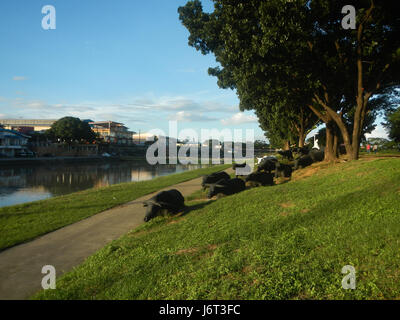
left=0, top=129, right=31, bottom=157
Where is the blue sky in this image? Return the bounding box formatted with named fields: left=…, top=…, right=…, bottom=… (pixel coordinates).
left=0, top=0, right=388, bottom=141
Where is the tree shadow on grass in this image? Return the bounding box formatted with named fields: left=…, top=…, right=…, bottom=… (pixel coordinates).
left=180, top=200, right=216, bottom=218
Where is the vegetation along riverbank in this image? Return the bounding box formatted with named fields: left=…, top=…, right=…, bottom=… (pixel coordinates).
left=33, top=157, right=400, bottom=299
left=0, top=164, right=230, bottom=251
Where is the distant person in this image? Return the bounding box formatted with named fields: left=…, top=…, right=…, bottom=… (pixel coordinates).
left=373, top=144, right=378, bottom=154
left=366, top=144, right=371, bottom=153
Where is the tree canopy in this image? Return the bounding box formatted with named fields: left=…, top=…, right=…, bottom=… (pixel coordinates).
left=384, top=107, right=400, bottom=142
left=46, top=117, right=96, bottom=144
left=179, top=0, right=400, bottom=160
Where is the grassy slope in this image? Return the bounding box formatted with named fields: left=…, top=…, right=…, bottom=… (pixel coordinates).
left=34, top=158, right=400, bottom=300
left=0, top=164, right=230, bottom=251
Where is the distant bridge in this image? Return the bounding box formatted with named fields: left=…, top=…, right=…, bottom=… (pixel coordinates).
left=0, top=119, right=57, bottom=131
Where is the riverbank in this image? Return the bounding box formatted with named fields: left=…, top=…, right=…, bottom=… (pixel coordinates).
left=0, top=168, right=234, bottom=300
left=33, top=158, right=400, bottom=299
left=0, top=164, right=230, bottom=251
left=0, top=156, right=119, bottom=166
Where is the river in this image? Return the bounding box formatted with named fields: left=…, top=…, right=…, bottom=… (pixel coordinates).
left=0, top=161, right=210, bottom=208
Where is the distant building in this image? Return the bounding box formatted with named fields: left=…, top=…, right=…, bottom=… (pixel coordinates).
left=89, top=121, right=136, bottom=145
left=0, top=119, right=138, bottom=146
left=131, top=133, right=178, bottom=147
left=0, top=119, right=56, bottom=133
left=0, top=128, right=31, bottom=157
left=132, top=132, right=158, bottom=145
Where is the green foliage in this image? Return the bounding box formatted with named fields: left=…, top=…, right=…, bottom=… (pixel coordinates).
left=384, top=107, right=400, bottom=142
left=367, top=137, right=390, bottom=148
left=178, top=0, right=319, bottom=148
left=254, top=140, right=270, bottom=149
left=33, top=159, right=400, bottom=299
left=179, top=0, right=400, bottom=159
left=46, top=117, right=96, bottom=143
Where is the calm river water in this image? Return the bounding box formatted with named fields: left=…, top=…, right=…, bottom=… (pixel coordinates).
left=0, top=161, right=209, bottom=208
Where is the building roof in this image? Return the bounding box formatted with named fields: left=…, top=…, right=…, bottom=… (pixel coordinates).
left=0, top=119, right=57, bottom=126
left=89, top=121, right=124, bottom=126
left=0, top=128, right=31, bottom=138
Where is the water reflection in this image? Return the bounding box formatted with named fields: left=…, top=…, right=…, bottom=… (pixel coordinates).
left=0, top=161, right=208, bottom=207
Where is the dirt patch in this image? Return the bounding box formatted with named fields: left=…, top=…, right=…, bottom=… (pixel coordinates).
left=292, top=166, right=321, bottom=181
left=242, top=266, right=253, bottom=274
left=175, top=247, right=199, bottom=255
left=301, top=209, right=311, bottom=213
left=280, top=202, right=295, bottom=208
left=167, top=219, right=182, bottom=225
left=274, top=177, right=291, bottom=185
left=296, top=291, right=312, bottom=299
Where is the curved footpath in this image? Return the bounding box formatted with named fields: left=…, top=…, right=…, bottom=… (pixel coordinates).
left=0, top=168, right=233, bottom=300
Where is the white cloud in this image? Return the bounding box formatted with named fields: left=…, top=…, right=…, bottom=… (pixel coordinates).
left=0, top=93, right=248, bottom=132
left=365, top=124, right=389, bottom=139
left=128, top=95, right=237, bottom=114
left=12, top=76, right=28, bottom=81
left=221, top=112, right=258, bottom=126
left=168, top=111, right=217, bottom=122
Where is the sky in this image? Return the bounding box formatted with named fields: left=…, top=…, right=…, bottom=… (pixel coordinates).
left=0, top=0, right=389, bottom=142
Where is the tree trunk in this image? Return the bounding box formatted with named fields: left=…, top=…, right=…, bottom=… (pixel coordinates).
left=324, top=122, right=337, bottom=162
left=283, top=140, right=290, bottom=150
left=306, top=104, right=338, bottom=162
left=350, top=130, right=360, bottom=160
left=312, top=95, right=355, bottom=160
left=298, top=108, right=305, bottom=148
left=333, top=130, right=339, bottom=158
left=298, top=130, right=305, bottom=148
left=335, top=118, right=354, bottom=159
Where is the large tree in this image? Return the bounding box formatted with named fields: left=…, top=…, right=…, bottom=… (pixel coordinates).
left=47, top=117, right=96, bottom=143
left=179, top=0, right=319, bottom=151
left=256, top=103, right=318, bottom=149
left=179, top=0, right=400, bottom=161
left=303, top=0, right=400, bottom=160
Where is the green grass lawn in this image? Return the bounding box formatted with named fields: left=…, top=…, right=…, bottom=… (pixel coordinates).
left=0, top=164, right=230, bottom=251
left=359, top=150, right=400, bottom=157
left=33, top=158, right=400, bottom=300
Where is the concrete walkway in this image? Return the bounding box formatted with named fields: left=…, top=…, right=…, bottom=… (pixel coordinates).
left=0, top=170, right=231, bottom=300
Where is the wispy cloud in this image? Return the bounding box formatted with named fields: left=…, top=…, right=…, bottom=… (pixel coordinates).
left=12, top=76, right=28, bottom=81
left=0, top=93, right=259, bottom=132
left=221, top=112, right=258, bottom=125
left=128, top=95, right=237, bottom=114
left=168, top=111, right=218, bottom=122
